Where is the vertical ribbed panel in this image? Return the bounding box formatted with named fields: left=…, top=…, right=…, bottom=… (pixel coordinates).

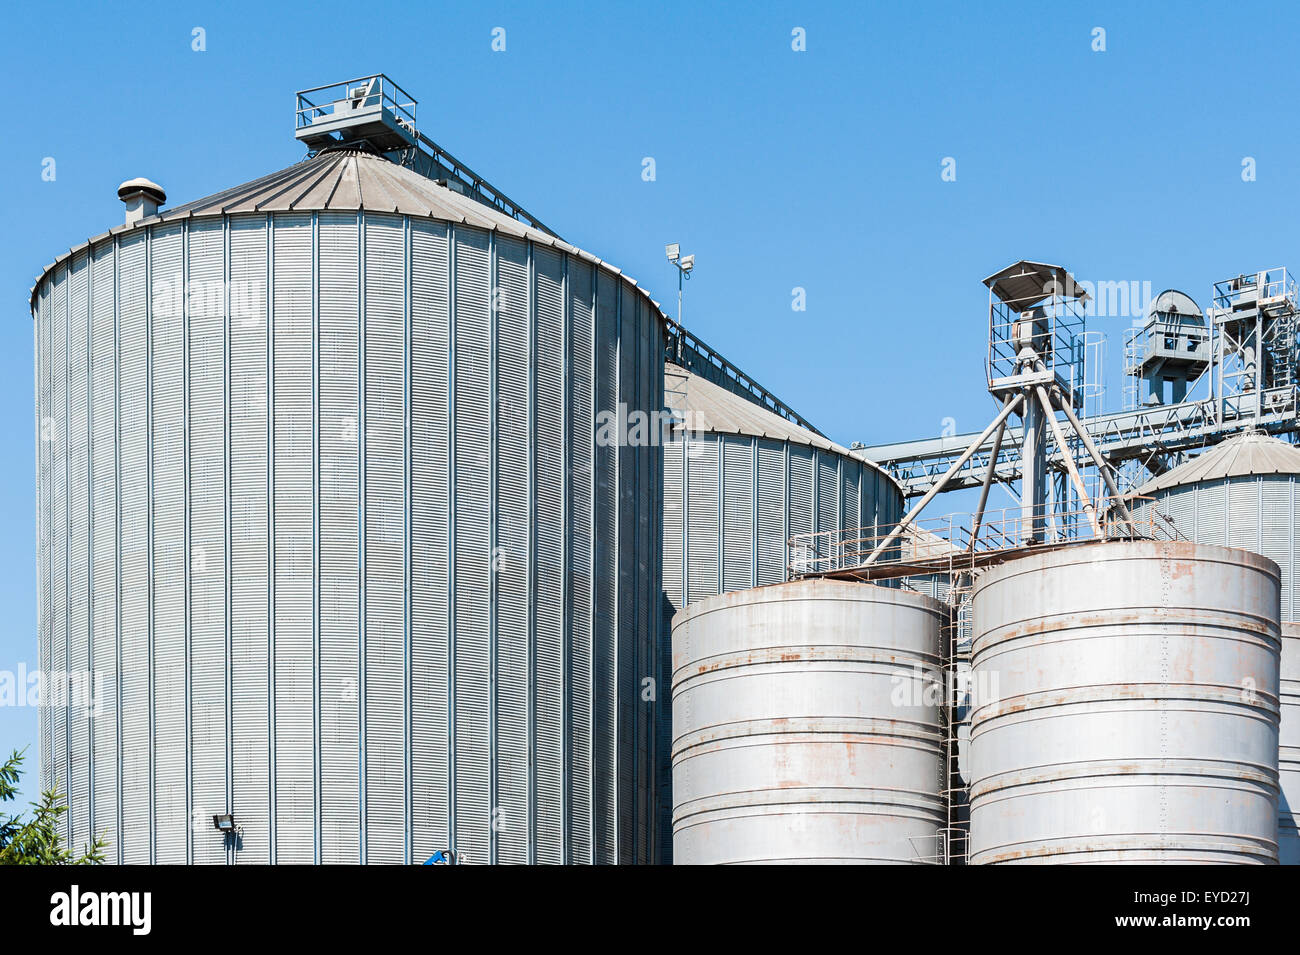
left=1162, top=490, right=1195, bottom=548
left=614, top=285, right=645, bottom=863
left=1227, top=479, right=1260, bottom=552
left=1260, top=478, right=1292, bottom=620
left=89, top=242, right=119, bottom=857
left=567, top=259, right=595, bottom=864
left=534, top=245, right=565, bottom=863
left=317, top=212, right=360, bottom=863
left=34, top=209, right=663, bottom=866
left=117, top=232, right=148, bottom=863
left=37, top=279, right=52, bottom=802
left=452, top=226, right=491, bottom=861
left=410, top=219, right=450, bottom=860
left=638, top=298, right=659, bottom=863
left=788, top=446, right=814, bottom=541
left=1197, top=481, right=1227, bottom=545
left=187, top=220, right=226, bottom=865
left=493, top=235, right=529, bottom=863
left=592, top=269, right=618, bottom=864
left=843, top=461, right=860, bottom=536
left=271, top=215, right=314, bottom=862
left=51, top=265, right=67, bottom=844
left=615, top=283, right=637, bottom=864
left=686, top=439, right=719, bottom=606
left=722, top=438, right=753, bottom=593
left=756, top=443, right=787, bottom=585
left=362, top=214, right=406, bottom=862
left=885, top=471, right=903, bottom=527
left=150, top=224, right=187, bottom=863
left=662, top=443, right=684, bottom=613
left=66, top=253, right=90, bottom=854
left=229, top=216, right=269, bottom=863
left=658, top=436, right=685, bottom=868
left=815, top=451, right=838, bottom=535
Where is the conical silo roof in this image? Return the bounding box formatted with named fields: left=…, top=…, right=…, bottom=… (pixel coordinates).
left=665, top=363, right=900, bottom=489
left=666, top=363, right=835, bottom=449
left=31, top=148, right=661, bottom=311
left=1137, top=429, right=1300, bottom=495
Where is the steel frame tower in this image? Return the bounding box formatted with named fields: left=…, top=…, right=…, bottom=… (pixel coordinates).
left=1211, top=268, right=1300, bottom=423
left=856, top=260, right=1134, bottom=568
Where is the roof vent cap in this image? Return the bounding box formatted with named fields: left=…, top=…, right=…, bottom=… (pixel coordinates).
left=118, top=177, right=166, bottom=225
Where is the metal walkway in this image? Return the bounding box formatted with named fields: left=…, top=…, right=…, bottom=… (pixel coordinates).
left=859, top=386, right=1298, bottom=496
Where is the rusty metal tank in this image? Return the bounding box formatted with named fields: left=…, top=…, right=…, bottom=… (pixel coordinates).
left=1282, top=623, right=1300, bottom=864
left=671, top=578, right=947, bottom=864
left=969, top=540, right=1282, bottom=864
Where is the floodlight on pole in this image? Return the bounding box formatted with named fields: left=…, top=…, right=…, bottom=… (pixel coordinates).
left=666, top=243, right=695, bottom=326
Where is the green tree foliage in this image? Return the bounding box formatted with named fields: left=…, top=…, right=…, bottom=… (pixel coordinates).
left=0, top=748, right=105, bottom=865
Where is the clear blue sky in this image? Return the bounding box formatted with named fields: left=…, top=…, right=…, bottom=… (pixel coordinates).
left=3, top=0, right=1298, bottom=803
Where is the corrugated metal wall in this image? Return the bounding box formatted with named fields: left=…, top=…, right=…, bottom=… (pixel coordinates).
left=658, top=432, right=904, bottom=862
left=33, top=212, right=663, bottom=864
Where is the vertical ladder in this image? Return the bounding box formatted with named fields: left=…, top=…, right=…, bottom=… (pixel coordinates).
left=940, top=564, right=973, bottom=865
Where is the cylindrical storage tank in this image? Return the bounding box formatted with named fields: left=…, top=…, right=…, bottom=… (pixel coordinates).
left=31, top=149, right=664, bottom=864
left=969, top=540, right=1281, bottom=864
left=1282, top=623, right=1300, bottom=864
left=657, top=364, right=904, bottom=861
left=671, top=578, right=947, bottom=864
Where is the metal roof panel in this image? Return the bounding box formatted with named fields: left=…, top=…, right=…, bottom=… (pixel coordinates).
left=983, top=259, right=1090, bottom=311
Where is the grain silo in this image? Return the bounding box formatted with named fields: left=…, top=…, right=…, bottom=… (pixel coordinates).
left=1129, top=429, right=1300, bottom=863
left=32, top=85, right=664, bottom=863
left=657, top=363, right=904, bottom=860
left=671, top=578, right=947, bottom=864
left=968, top=539, right=1282, bottom=864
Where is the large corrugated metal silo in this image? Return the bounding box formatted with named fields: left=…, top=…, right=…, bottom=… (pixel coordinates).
left=1130, top=430, right=1300, bottom=863
left=671, top=578, right=947, bottom=864
left=31, top=148, right=664, bottom=864
left=657, top=363, right=904, bottom=861
left=969, top=540, right=1282, bottom=864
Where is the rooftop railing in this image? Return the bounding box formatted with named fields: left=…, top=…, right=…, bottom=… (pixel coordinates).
left=295, top=74, right=418, bottom=137
left=789, top=495, right=1180, bottom=579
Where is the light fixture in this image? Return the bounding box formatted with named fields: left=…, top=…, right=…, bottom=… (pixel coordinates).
left=212, top=813, right=237, bottom=833
left=666, top=243, right=696, bottom=326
